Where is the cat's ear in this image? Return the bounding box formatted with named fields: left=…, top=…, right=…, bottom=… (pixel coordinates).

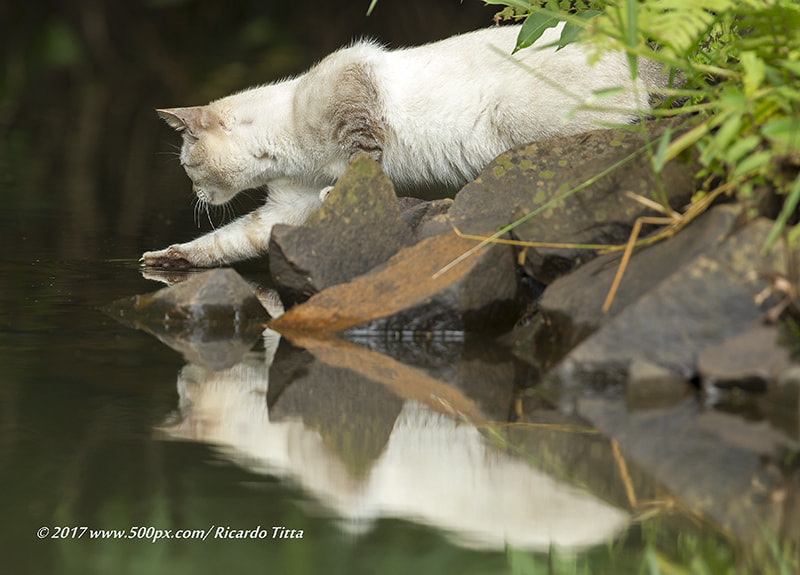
left=156, top=107, right=206, bottom=135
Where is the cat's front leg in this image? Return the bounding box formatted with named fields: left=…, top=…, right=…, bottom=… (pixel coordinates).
left=140, top=242, right=212, bottom=269
left=141, top=183, right=324, bottom=268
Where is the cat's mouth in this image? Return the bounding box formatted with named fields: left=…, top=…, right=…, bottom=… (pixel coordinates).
left=192, top=180, right=238, bottom=206
left=192, top=184, right=213, bottom=205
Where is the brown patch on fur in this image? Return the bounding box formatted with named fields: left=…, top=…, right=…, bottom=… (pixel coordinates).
left=326, top=62, right=385, bottom=162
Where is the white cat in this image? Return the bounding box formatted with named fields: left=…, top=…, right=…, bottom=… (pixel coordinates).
left=142, top=23, right=669, bottom=268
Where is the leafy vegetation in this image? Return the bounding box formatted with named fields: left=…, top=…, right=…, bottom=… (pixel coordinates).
left=481, top=0, right=800, bottom=251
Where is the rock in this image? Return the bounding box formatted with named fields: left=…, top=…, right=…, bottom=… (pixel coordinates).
left=447, top=118, right=700, bottom=283
left=542, top=208, right=787, bottom=385
left=268, top=154, right=416, bottom=306
left=268, top=232, right=519, bottom=336
left=399, top=197, right=454, bottom=241
left=625, top=359, right=690, bottom=409
left=539, top=205, right=741, bottom=354
left=104, top=268, right=269, bottom=370
left=697, top=323, right=793, bottom=390
left=577, top=396, right=795, bottom=541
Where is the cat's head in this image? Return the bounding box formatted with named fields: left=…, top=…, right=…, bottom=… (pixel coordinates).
left=157, top=106, right=281, bottom=205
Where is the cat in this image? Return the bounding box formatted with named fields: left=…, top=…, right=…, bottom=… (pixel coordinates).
left=142, top=22, right=670, bottom=268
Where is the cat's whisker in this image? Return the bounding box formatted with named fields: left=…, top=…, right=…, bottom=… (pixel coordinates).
left=224, top=199, right=240, bottom=224
left=192, top=197, right=203, bottom=229
left=158, top=143, right=184, bottom=163
left=205, top=202, right=216, bottom=231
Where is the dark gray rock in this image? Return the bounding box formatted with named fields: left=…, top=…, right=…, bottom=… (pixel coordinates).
left=104, top=268, right=269, bottom=370
left=539, top=204, right=741, bottom=351
left=543, top=209, right=787, bottom=385
left=269, top=154, right=416, bottom=306
left=697, top=323, right=792, bottom=390
left=577, top=396, right=795, bottom=541
left=448, top=118, right=700, bottom=283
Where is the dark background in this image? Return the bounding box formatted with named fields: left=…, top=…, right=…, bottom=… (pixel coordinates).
left=0, top=0, right=498, bottom=263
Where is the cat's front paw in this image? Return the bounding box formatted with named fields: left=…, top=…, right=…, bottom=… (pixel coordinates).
left=140, top=245, right=199, bottom=269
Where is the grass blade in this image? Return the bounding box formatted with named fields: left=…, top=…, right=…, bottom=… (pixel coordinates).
left=626, top=0, right=638, bottom=79
left=763, top=173, right=800, bottom=253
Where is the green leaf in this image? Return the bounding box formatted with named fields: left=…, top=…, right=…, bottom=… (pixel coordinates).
left=776, top=59, right=800, bottom=77
left=761, top=117, right=800, bottom=152
left=506, top=546, right=543, bottom=575
left=366, top=0, right=378, bottom=16
left=515, top=12, right=562, bottom=53
left=732, top=149, right=772, bottom=178
left=718, top=88, right=747, bottom=112
left=592, top=86, right=625, bottom=99
left=557, top=10, right=602, bottom=50
left=723, top=134, right=761, bottom=165
left=740, top=51, right=765, bottom=97
left=709, top=112, right=742, bottom=160
left=651, top=126, right=673, bottom=173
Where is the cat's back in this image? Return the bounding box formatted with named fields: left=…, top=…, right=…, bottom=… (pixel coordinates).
left=383, top=25, right=526, bottom=84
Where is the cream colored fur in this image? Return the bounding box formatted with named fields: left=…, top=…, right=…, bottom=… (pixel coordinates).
left=142, top=23, right=668, bottom=268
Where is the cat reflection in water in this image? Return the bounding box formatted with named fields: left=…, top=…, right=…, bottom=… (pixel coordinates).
left=159, top=329, right=630, bottom=550
left=142, top=23, right=670, bottom=269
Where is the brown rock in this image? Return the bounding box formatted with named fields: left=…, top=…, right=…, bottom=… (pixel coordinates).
left=269, top=232, right=519, bottom=336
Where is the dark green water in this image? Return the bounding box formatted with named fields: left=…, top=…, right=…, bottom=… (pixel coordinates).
left=0, top=247, right=619, bottom=574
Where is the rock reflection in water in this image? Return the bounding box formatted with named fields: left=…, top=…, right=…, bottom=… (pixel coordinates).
left=159, top=330, right=629, bottom=551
